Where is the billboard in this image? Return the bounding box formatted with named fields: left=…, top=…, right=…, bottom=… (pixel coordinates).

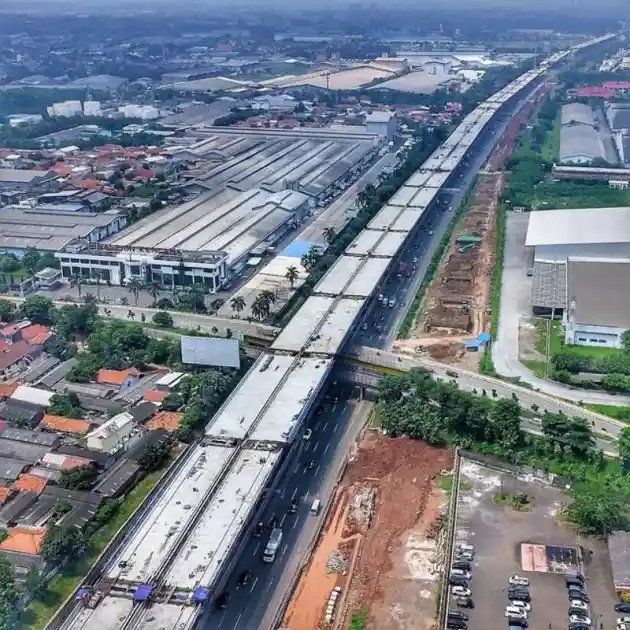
left=180, top=336, right=241, bottom=369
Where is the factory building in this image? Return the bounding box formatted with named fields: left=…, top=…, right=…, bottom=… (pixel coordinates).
left=526, top=207, right=630, bottom=335
left=559, top=103, right=607, bottom=165
left=364, top=111, right=397, bottom=140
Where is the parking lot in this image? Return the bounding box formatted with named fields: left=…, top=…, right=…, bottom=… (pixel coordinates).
left=448, top=458, right=618, bottom=630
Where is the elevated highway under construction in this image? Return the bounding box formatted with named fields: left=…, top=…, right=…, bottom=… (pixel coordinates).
left=56, top=34, right=615, bottom=630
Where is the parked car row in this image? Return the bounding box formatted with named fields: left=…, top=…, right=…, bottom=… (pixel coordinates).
left=448, top=543, right=476, bottom=630
left=566, top=573, right=591, bottom=630
left=505, top=574, right=531, bottom=629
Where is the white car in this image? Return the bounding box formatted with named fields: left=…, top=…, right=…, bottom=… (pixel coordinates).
left=451, top=569, right=471, bottom=580
left=509, top=575, right=530, bottom=587
left=510, top=600, right=531, bottom=612
left=505, top=607, right=527, bottom=619
left=571, top=601, right=589, bottom=612
left=457, top=543, right=474, bottom=553
left=451, top=586, right=471, bottom=598
left=618, top=619, right=630, bottom=625
left=570, top=616, right=591, bottom=626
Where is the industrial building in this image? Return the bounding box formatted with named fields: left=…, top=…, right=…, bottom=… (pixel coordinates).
left=559, top=103, right=607, bottom=165
left=565, top=259, right=630, bottom=348
left=527, top=206, right=630, bottom=325
left=56, top=128, right=380, bottom=289
left=0, top=206, right=127, bottom=256
left=364, top=111, right=397, bottom=140
left=56, top=34, right=615, bottom=630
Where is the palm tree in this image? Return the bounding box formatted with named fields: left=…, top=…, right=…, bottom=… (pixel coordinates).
left=70, top=274, right=83, bottom=298
left=285, top=265, right=299, bottom=289
left=148, top=281, right=161, bottom=307
left=300, top=254, right=312, bottom=272
left=322, top=227, right=336, bottom=245
left=251, top=296, right=266, bottom=321
left=260, top=290, right=276, bottom=306
left=230, top=296, right=246, bottom=316
left=307, top=245, right=321, bottom=267
left=127, top=277, right=144, bottom=307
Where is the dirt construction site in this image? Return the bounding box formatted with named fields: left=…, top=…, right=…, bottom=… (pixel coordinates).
left=393, top=87, right=546, bottom=368
left=282, top=432, right=453, bottom=630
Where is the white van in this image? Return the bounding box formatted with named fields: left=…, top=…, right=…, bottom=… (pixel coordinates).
left=309, top=499, right=321, bottom=516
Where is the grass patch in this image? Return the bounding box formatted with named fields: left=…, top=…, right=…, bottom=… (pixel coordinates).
left=540, top=113, right=560, bottom=163
left=437, top=474, right=454, bottom=492
left=350, top=608, right=369, bottom=630
left=24, top=469, right=164, bottom=629
left=492, top=491, right=531, bottom=511
left=584, top=404, right=630, bottom=423
left=522, top=359, right=547, bottom=378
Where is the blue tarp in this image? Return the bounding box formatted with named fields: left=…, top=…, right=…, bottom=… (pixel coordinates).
left=134, top=585, right=153, bottom=601
left=76, top=587, right=90, bottom=599
left=464, top=339, right=482, bottom=350
left=283, top=240, right=317, bottom=258
left=478, top=333, right=491, bottom=342
left=193, top=587, right=209, bottom=602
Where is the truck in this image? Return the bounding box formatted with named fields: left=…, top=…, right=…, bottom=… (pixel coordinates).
left=397, top=262, right=407, bottom=279
left=263, top=528, right=283, bottom=563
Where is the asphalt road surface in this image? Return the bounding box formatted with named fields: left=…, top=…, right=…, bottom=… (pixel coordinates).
left=201, top=393, right=371, bottom=630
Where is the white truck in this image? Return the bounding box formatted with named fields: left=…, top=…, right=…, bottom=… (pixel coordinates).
left=263, top=528, right=283, bottom=563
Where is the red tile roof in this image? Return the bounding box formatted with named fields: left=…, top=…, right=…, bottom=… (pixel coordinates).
left=0, top=527, right=46, bottom=555
left=41, top=415, right=91, bottom=436
left=144, top=390, right=166, bottom=403
left=0, top=340, right=37, bottom=371
left=20, top=324, right=50, bottom=344
left=146, top=411, right=183, bottom=432
left=14, top=473, right=47, bottom=494
left=576, top=86, right=614, bottom=98
left=0, top=384, right=17, bottom=399
left=96, top=367, right=139, bottom=386
left=603, top=81, right=630, bottom=89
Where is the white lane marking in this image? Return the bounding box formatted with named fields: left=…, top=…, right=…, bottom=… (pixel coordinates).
left=322, top=421, right=328, bottom=431
left=281, top=543, right=288, bottom=558
left=312, top=441, right=319, bottom=453
left=333, top=422, right=339, bottom=432
left=249, top=576, right=259, bottom=593
left=231, top=612, right=242, bottom=630
left=324, top=443, right=330, bottom=455
left=253, top=542, right=260, bottom=556
left=291, top=487, right=298, bottom=500
left=293, top=462, right=300, bottom=473
left=315, top=464, right=321, bottom=475
left=292, top=515, right=301, bottom=529
left=280, top=514, right=287, bottom=527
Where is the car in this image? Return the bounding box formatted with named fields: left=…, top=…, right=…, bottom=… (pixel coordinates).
left=452, top=586, right=472, bottom=598
left=508, top=586, right=531, bottom=597
left=570, top=616, right=591, bottom=626
left=570, top=601, right=589, bottom=611
left=451, top=569, right=472, bottom=580
left=570, top=607, right=590, bottom=617
left=455, top=597, right=475, bottom=609
left=618, top=618, right=630, bottom=625
left=617, top=605, right=630, bottom=614
left=565, top=575, right=584, bottom=588
left=509, top=575, right=530, bottom=587
left=252, top=522, right=264, bottom=538
left=505, top=607, right=527, bottom=619
left=507, top=617, right=528, bottom=628
left=450, top=576, right=469, bottom=587
left=568, top=589, right=590, bottom=603
left=569, top=624, right=589, bottom=630
left=618, top=624, right=630, bottom=630
left=456, top=550, right=474, bottom=561
left=448, top=611, right=469, bottom=621
left=303, top=429, right=312, bottom=440
left=446, top=619, right=467, bottom=630
left=452, top=560, right=472, bottom=571
left=509, top=601, right=531, bottom=612
left=509, top=592, right=531, bottom=603
left=215, top=591, right=230, bottom=610
left=237, top=570, right=251, bottom=587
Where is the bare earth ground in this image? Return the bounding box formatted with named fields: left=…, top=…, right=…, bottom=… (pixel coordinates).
left=282, top=432, right=452, bottom=630
left=400, top=91, right=547, bottom=369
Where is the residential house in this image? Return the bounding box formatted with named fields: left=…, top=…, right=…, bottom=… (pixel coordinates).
left=0, top=341, right=41, bottom=378
left=145, top=411, right=183, bottom=432
left=86, top=412, right=134, bottom=453
left=95, top=368, right=140, bottom=396
left=0, top=399, right=45, bottom=428
left=40, top=415, right=92, bottom=437
left=92, top=459, right=140, bottom=497
left=0, top=527, right=47, bottom=574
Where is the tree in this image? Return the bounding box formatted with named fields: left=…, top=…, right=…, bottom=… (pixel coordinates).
left=59, top=465, right=99, bottom=490
left=24, top=565, right=47, bottom=601
left=0, top=254, right=20, bottom=274
left=69, top=273, right=83, bottom=298
left=40, top=523, right=86, bottom=563
left=623, top=330, right=630, bottom=352
left=152, top=311, right=173, bottom=328
left=260, top=290, right=276, bottom=307
left=285, top=265, right=299, bottom=289
left=230, top=296, right=246, bottom=316
left=300, top=253, right=313, bottom=271
left=489, top=398, right=522, bottom=449
left=0, top=299, right=16, bottom=323
left=127, top=277, right=144, bottom=306
left=137, top=437, right=173, bottom=472
left=618, top=427, right=630, bottom=465
left=567, top=482, right=627, bottom=535
left=22, top=247, right=41, bottom=275
left=251, top=294, right=269, bottom=321
left=148, top=281, right=161, bottom=307
left=0, top=556, right=20, bottom=628
left=322, top=227, right=336, bottom=245
left=21, top=295, right=54, bottom=325
left=48, top=392, right=84, bottom=418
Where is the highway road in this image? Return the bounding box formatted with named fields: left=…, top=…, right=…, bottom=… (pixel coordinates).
left=351, top=104, right=525, bottom=351
left=201, top=392, right=372, bottom=630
